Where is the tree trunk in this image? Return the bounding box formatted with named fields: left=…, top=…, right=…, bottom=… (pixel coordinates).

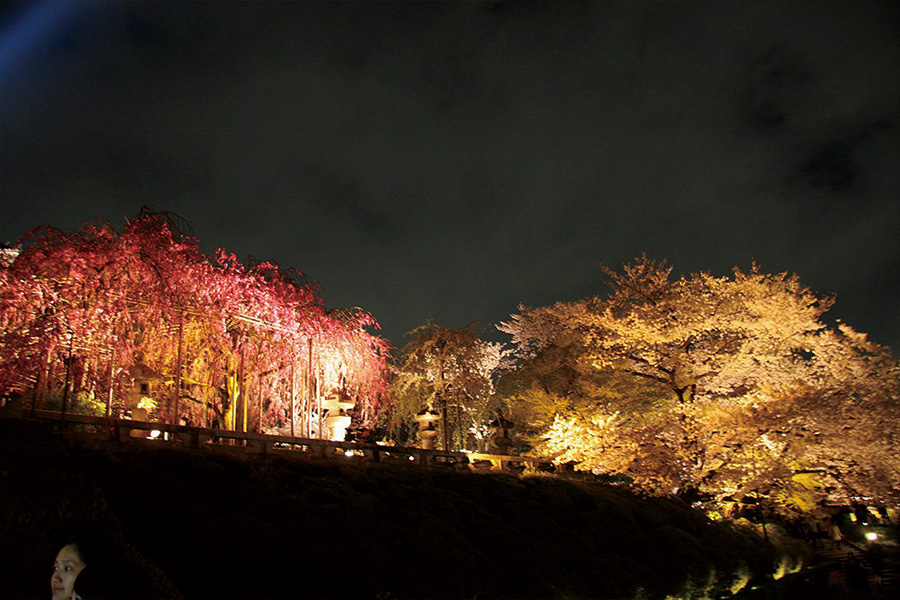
left=224, top=350, right=240, bottom=432
left=174, top=314, right=184, bottom=425
left=675, top=384, right=702, bottom=472
left=306, top=341, right=313, bottom=437
left=238, top=344, right=247, bottom=433
left=59, top=333, right=75, bottom=430
left=255, top=375, right=263, bottom=433
left=455, top=399, right=463, bottom=451
left=106, top=354, right=115, bottom=418
left=290, top=361, right=296, bottom=438
left=32, top=343, right=53, bottom=414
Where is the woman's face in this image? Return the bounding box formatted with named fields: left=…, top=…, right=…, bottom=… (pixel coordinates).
left=50, top=544, right=85, bottom=600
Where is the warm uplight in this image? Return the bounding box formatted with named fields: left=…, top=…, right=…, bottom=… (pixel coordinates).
left=866, top=532, right=878, bottom=541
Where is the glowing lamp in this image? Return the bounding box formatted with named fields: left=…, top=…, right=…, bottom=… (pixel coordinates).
left=865, top=532, right=878, bottom=541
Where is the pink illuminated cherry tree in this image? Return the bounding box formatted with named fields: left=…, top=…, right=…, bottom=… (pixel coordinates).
left=0, top=210, right=390, bottom=436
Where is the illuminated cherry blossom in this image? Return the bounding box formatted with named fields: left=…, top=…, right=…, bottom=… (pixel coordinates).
left=0, top=211, right=389, bottom=434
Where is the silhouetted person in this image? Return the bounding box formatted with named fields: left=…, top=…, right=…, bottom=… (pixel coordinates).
left=830, top=521, right=843, bottom=549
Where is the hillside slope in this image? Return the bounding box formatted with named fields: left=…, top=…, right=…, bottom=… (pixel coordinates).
left=0, top=419, right=781, bottom=599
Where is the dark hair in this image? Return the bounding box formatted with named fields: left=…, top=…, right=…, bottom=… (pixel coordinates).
left=68, top=537, right=123, bottom=600
left=54, top=532, right=118, bottom=599
left=57, top=527, right=122, bottom=564
left=56, top=538, right=95, bottom=569
left=56, top=531, right=183, bottom=599
left=72, top=564, right=115, bottom=600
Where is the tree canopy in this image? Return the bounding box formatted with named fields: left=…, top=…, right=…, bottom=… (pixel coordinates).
left=389, top=322, right=506, bottom=450
left=499, top=256, right=900, bottom=514
left=0, top=211, right=390, bottom=434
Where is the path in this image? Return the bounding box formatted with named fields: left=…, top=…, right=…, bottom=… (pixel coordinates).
left=812, top=536, right=897, bottom=599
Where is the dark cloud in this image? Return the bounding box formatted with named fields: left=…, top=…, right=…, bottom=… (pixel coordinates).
left=742, top=47, right=813, bottom=128
left=1, top=1, right=898, bottom=353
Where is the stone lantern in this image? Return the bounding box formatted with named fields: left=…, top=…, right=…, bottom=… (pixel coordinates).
left=488, top=413, right=514, bottom=455
left=123, top=363, right=162, bottom=415
left=321, top=393, right=355, bottom=441
left=415, top=409, right=441, bottom=450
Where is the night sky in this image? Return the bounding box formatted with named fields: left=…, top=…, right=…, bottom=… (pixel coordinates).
left=2, top=1, right=898, bottom=354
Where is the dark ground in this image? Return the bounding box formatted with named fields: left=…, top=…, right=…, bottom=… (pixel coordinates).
left=0, top=418, right=787, bottom=600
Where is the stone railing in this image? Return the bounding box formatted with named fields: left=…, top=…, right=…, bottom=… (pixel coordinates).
left=3, top=408, right=557, bottom=475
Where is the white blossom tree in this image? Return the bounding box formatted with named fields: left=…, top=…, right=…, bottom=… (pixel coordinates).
left=390, top=322, right=507, bottom=450
left=500, top=256, right=900, bottom=513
